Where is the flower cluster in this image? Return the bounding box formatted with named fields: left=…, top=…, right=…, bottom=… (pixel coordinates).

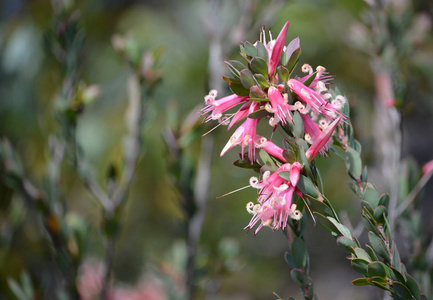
left=201, top=21, right=347, bottom=233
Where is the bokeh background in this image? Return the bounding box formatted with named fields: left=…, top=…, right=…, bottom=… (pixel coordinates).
left=1, top=0, right=433, bottom=299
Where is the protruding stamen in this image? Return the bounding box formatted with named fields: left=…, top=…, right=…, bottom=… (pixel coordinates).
left=274, top=183, right=288, bottom=192
left=265, top=103, right=275, bottom=113
left=290, top=204, right=303, bottom=220
left=316, top=81, right=327, bottom=93
left=302, top=64, right=313, bottom=74
left=246, top=202, right=255, bottom=214
left=305, top=133, right=312, bottom=144
left=250, top=177, right=263, bottom=189
left=319, top=119, right=329, bottom=130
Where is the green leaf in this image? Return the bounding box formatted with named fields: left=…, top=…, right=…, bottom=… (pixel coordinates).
left=277, top=66, right=290, bottom=82
left=256, top=41, right=268, bottom=61
left=389, top=267, right=405, bottom=283
left=352, top=278, right=369, bottom=286
left=248, top=108, right=270, bottom=119
left=291, top=238, right=307, bottom=269
left=291, top=269, right=307, bottom=288
left=283, top=149, right=296, bottom=163
left=345, top=147, right=362, bottom=179
left=373, top=205, right=387, bottom=224
left=392, top=281, right=413, bottom=299
left=249, top=85, right=266, bottom=99
left=240, top=69, right=256, bottom=89
left=393, top=243, right=401, bottom=270
left=368, top=232, right=391, bottom=262
left=363, top=184, right=380, bottom=208
left=365, top=245, right=379, bottom=262
left=278, top=171, right=291, bottom=181
left=250, top=57, right=268, bottom=77
left=297, top=176, right=319, bottom=199
left=258, top=149, right=277, bottom=169
left=254, top=74, right=269, bottom=88
left=286, top=48, right=301, bottom=74
left=367, top=261, right=388, bottom=278
left=361, top=200, right=375, bottom=215
left=404, top=273, right=421, bottom=300
left=292, top=111, right=304, bottom=139
left=284, top=251, right=297, bottom=269
left=379, top=193, right=390, bottom=208
left=233, top=159, right=261, bottom=169
left=306, top=196, right=334, bottom=217
left=302, top=71, right=317, bottom=87
left=362, top=212, right=378, bottom=235
left=351, top=258, right=370, bottom=276
left=336, top=236, right=356, bottom=253
left=328, top=217, right=352, bottom=239
left=224, top=60, right=246, bottom=78
left=368, top=278, right=393, bottom=292
left=354, top=247, right=371, bottom=262
left=222, top=76, right=241, bottom=84
left=229, top=82, right=249, bottom=96
left=313, top=212, right=339, bottom=233
left=242, top=41, right=257, bottom=57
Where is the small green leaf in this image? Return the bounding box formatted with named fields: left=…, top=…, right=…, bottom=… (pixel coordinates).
left=240, top=69, right=256, bottom=89
left=292, top=111, right=304, bottom=139
left=363, top=184, right=380, bottom=208
left=352, top=278, right=369, bottom=286
left=278, top=171, right=291, bottom=181
left=373, top=205, right=387, bottom=224
left=291, top=269, right=307, bottom=288
left=336, top=236, right=356, bottom=253
left=284, top=251, right=297, bottom=269
left=328, top=217, right=352, bottom=239
left=353, top=247, right=371, bottom=262
left=254, top=74, right=269, bottom=88
left=405, top=273, right=421, bottom=300
left=286, top=48, right=301, bottom=74
left=277, top=66, right=290, bottom=82
left=361, top=200, right=375, bottom=215
left=229, top=82, right=250, bottom=96
left=365, top=245, right=379, bottom=262
left=250, top=57, right=268, bottom=77
left=345, top=147, right=362, bottom=179
left=297, top=176, right=319, bottom=199
left=392, top=281, right=413, bottom=299
left=283, top=149, right=296, bottom=163
left=242, top=41, right=257, bottom=57
left=379, top=193, right=390, bottom=208
left=306, top=196, right=334, bottom=217
left=256, top=41, right=268, bottom=61
left=367, top=261, right=388, bottom=278
left=291, top=237, right=307, bottom=269
left=222, top=76, right=241, bottom=84
left=249, top=85, right=266, bottom=99
left=389, top=267, right=405, bottom=283
left=313, top=212, right=339, bottom=233
left=248, top=108, right=270, bottom=119
left=233, top=159, right=261, bottom=169
left=351, top=258, right=370, bottom=276
left=368, top=232, right=391, bottom=262
left=302, top=71, right=317, bottom=87
left=224, top=60, right=246, bottom=77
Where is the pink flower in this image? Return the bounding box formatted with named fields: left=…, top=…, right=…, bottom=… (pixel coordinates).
left=268, top=21, right=290, bottom=76
left=202, top=90, right=249, bottom=123
left=246, top=162, right=303, bottom=233
left=220, top=102, right=266, bottom=162
left=262, top=139, right=287, bottom=163
left=288, top=79, right=345, bottom=120
left=267, top=86, right=293, bottom=125
left=305, top=117, right=341, bottom=160
left=422, top=159, right=433, bottom=175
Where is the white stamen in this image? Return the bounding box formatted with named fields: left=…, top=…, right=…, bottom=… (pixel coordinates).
left=274, top=183, right=288, bottom=192
left=305, top=133, right=312, bottom=144
left=250, top=177, right=263, bottom=189
left=316, top=81, right=327, bottom=93
left=319, top=119, right=329, bottom=130
left=208, top=89, right=218, bottom=98
left=263, top=171, right=271, bottom=183
left=265, top=103, right=275, bottom=113
left=302, top=64, right=313, bottom=74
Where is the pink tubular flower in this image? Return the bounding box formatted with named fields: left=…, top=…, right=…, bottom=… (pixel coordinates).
left=262, top=139, right=287, bottom=163
left=268, top=21, right=290, bottom=76
left=422, top=159, right=433, bottom=175
left=288, top=79, right=345, bottom=120
left=305, top=117, right=341, bottom=160
left=220, top=102, right=266, bottom=162
left=267, top=86, right=293, bottom=125
left=201, top=90, right=249, bottom=122
left=246, top=162, right=303, bottom=234
left=227, top=101, right=252, bottom=130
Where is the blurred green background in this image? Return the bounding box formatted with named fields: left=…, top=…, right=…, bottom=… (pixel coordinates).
left=1, top=0, right=433, bottom=299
